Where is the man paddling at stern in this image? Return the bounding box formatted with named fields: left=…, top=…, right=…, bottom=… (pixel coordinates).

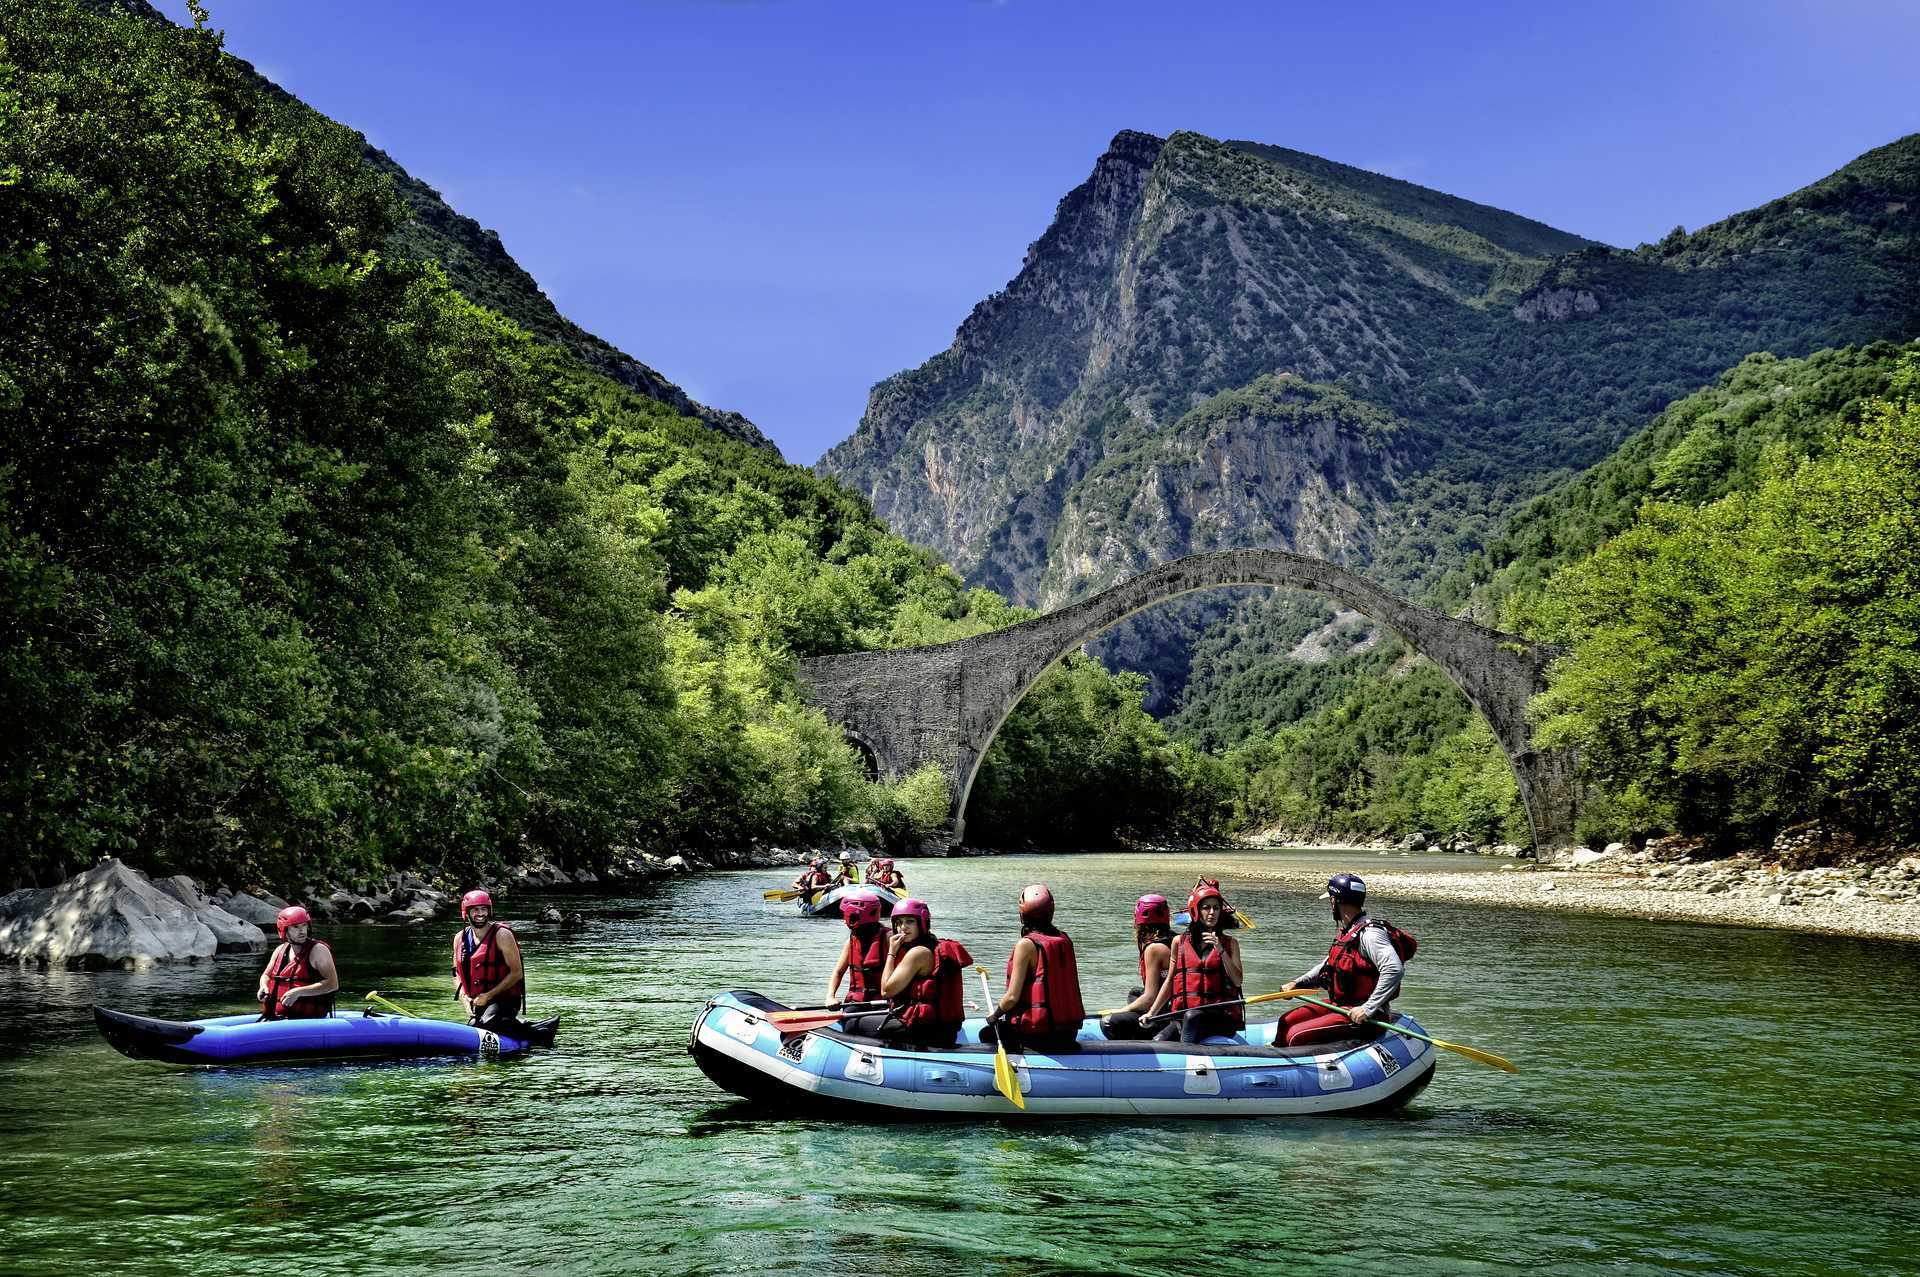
left=1277, top=872, right=1414, bottom=1047
left=258, top=905, right=339, bottom=1020
left=452, top=890, right=527, bottom=1034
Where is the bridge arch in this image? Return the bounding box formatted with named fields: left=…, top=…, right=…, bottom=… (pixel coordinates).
left=798, top=549, right=1575, bottom=849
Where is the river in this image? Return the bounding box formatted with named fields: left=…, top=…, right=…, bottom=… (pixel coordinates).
left=2, top=849, right=1916, bottom=1275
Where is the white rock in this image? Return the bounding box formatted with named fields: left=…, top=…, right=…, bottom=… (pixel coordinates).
left=151, top=874, right=266, bottom=952
left=1602, top=842, right=1628, bottom=857
left=1571, top=848, right=1611, bottom=867
left=0, top=859, right=217, bottom=967
left=221, top=891, right=283, bottom=927
left=1540, top=881, right=1557, bottom=893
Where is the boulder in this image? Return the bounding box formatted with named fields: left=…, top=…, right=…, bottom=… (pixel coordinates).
left=1570, top=848, right=1611, bottom=867
left=152, top=874, right=268, bottom=952
left=221, top=891, right=284, bottom=928
left=663, top=855, right=689, bottom=872
left=538, top=906, right=564, bottom=924
left=573, top=869, right=599, bottom=885
left=0, top=859, right=219, bottom=967
left=561, top=911, right=586, bottom=929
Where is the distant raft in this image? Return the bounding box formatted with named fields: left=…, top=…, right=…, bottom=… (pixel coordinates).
left=796, top=884, right=901, bottom=918
left=689, top=991, right=1435, bottom=1118
left=93, top=1006, right=559, bottom=1066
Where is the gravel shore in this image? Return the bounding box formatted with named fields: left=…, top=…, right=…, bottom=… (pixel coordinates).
left=1235, top=847, right=1920, bottom=943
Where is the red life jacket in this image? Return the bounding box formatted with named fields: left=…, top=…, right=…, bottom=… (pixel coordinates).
left=795, top=869, right=831, bottom=890
left=261, top=939, right=334, bottom=1020
left=845, top=924, right=887, bottom=1003
left=1168, top=932, right=1244, bottom=1028
left=454, top=923, right=524, bottom=1005
left=871, top=869, right=904, bottom=891
left=896, top=937, right=972, bottom=1033
left=1323, top=915, right=1416, bottom=1007
left=1006, top=928, right=1085, bottom=1036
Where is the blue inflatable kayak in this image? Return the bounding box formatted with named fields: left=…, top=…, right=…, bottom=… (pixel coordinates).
left=93, top=1005, right=559, bottom=1065
left=690, top=991, right=1434, bottom=1118
left=797, top=884, right=901, bottom=917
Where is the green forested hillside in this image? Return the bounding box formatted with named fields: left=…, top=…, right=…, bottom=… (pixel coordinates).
left=0, top=1, right=1229, bottom=888
left=1207, top=341, right=1920, bottom=848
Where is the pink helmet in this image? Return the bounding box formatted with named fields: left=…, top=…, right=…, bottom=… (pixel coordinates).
left=1134, top=893, right=1171, bottom=926
left=891, top=897, right=932, bottom=930
left=460, top=889, right=492, bottom=917
left=1018, top=883, right=1055, bottom=927
left=275, top=905, right=312, bottom=938
left=841, top=891, right=882, bottom=929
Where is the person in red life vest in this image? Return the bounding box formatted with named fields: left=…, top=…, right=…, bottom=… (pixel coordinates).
left=792, top=857, right=832, bottom=895
left=450, top=890, right=526, bottom=1032
left=1101, top=893, right=1175, bottom=1040
left=1143, top=883, right=1245, bottom=1042
left=832, top=851, right=862, bottom=887
left=989, top=884, right=1086, bottom=1050
left=865, top=858, right=906, bottom=892
left=1276, top=872, right=1408, bottom=1047
left=826, top=891, right=888, bottom=1009
left=838, top=898, right=972, bottom=1045
left=257, top=905, right=339, bottom=1021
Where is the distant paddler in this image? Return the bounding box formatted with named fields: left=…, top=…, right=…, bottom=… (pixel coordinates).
left=831, top=851, right=862, bottom=887
left=1101, top=893, right=1174, bottom=1040
left=451, top=889, right=528, bottom=1034
left=257, top=905, right=339, bottom=1021
left=865, top=857, right=906, bottom=892
left=792, top=857, right=832, bottom=896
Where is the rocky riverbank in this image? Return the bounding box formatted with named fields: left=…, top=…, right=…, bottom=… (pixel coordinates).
left=1237, top=838, right=1920, bottom=942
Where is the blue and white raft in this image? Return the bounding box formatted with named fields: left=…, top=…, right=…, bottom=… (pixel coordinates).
left=796, top=884, right=901, bottom=918
left=690, top=991, right=1435, bottom=1118
left=93, top=1006, right=559, bottom=1066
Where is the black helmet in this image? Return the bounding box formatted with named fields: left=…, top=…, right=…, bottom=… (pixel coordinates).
left=1321, top=872, right=1367, bottom=905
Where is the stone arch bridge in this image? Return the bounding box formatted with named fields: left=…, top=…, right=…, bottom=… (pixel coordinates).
left=798, top=549, right=1575, bottom=849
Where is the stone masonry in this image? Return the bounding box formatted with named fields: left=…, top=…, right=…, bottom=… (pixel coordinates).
left=798, top=549, right=1575, bottom=849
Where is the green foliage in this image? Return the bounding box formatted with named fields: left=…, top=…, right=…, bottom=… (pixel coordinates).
left=862, top=764, right=953, bottom=852
left=0, top=1, right=1228, bottom=888
left=1524, top=358, right=1920, bottom=846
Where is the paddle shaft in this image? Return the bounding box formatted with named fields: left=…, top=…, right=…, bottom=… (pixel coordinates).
left=1289, top=993, right=1518, bottom=1072
left=365, top=990, right=419, bottom=1019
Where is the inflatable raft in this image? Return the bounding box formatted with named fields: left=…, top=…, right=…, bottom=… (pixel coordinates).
left=93, top=1006, right=559, bottom=1066
left=690, top=991, right=1435, bottom=1118
left=796, top=884, right=901, bottom=918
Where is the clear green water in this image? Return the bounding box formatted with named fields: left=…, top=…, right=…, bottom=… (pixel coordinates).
left=3, top=850, right=1916, bottom=1276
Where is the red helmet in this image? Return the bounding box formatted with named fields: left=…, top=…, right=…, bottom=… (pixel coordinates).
left=1187, top=883, right=1227, bottom=916
left=841, top=891, right=882, bottom=929
left=809, top=857, right=825, bottom=869
left=275, top=905, right=312, bottom=938
left=461, top=889, right=492, bottom=917
left=1018, top=883, right=1055, bottom=927
left=891, top=897, right=932, bottom=931
left=1134, top=893, right=1171, bottom=926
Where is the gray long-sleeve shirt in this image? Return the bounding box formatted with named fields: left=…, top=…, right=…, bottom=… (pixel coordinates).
left=1294, top=914, right=1403, bottom=1018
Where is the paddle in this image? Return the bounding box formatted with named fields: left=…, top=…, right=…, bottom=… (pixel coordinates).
left=365, top=990, right=419, bottom=1019
left=766, top=1001, right=888, bottom=1032
left=762, top=887, right=803, bottom=901
left=974, top=966, right=1025, bottom=1110
left=1172, top=908, right=1258, bottom=930
left=1104, top=987, right=1320, bottom=1018
left=1288, top=993, right=1519, bottom=1073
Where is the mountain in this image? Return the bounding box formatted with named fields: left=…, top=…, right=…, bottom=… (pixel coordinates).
left=821, top=128, right=1920, bottom=612
left=94, top=0, right=774, bottom=452
left=819, top=126, right=1920, bottom=714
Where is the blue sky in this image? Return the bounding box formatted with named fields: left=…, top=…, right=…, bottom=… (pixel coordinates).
left=157, top=1, right=1918, bottom=462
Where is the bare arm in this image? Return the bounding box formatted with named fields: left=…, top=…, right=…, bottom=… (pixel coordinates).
left=826, top=937, right=852, bottom=1003
left=1145, top=947, right=1178, bottom=1018
left=996, top=939, right=1034, bottom=1016
left=880, top=943, right=932, bottom=998
left=1122, top=944, right=1169, bottom=1014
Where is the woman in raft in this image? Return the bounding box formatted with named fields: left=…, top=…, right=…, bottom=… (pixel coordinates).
left=1143, top=882, right=1245, bottom=1042
left=839, top=898, right=973, bottom=1045
left=1100, top=893, right=1175, bottom=1040
left=825, top=890, right=888, bottom=1011
left=864, top=857, right=906, bottom=892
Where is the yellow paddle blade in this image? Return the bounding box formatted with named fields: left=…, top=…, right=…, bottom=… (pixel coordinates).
left=365, top=990, right=419, bottom=1019
left=992, top=1042, right=1026, bottom=1109
left=1429, top=1036, right=1519, bottom=1073
left=1232, top=909, right=1257, bottom=930
left=1244, top=988, right=1319, bottom=1006
left=762, top=888, right=802, bottom=901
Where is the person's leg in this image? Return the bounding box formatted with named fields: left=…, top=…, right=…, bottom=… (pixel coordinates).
left=1101, top=1011, right=1147, bottom=1040
left=1282, top=1010, right=1352, bottom=1047
left=841, top=1010, right=895, bottom=1038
